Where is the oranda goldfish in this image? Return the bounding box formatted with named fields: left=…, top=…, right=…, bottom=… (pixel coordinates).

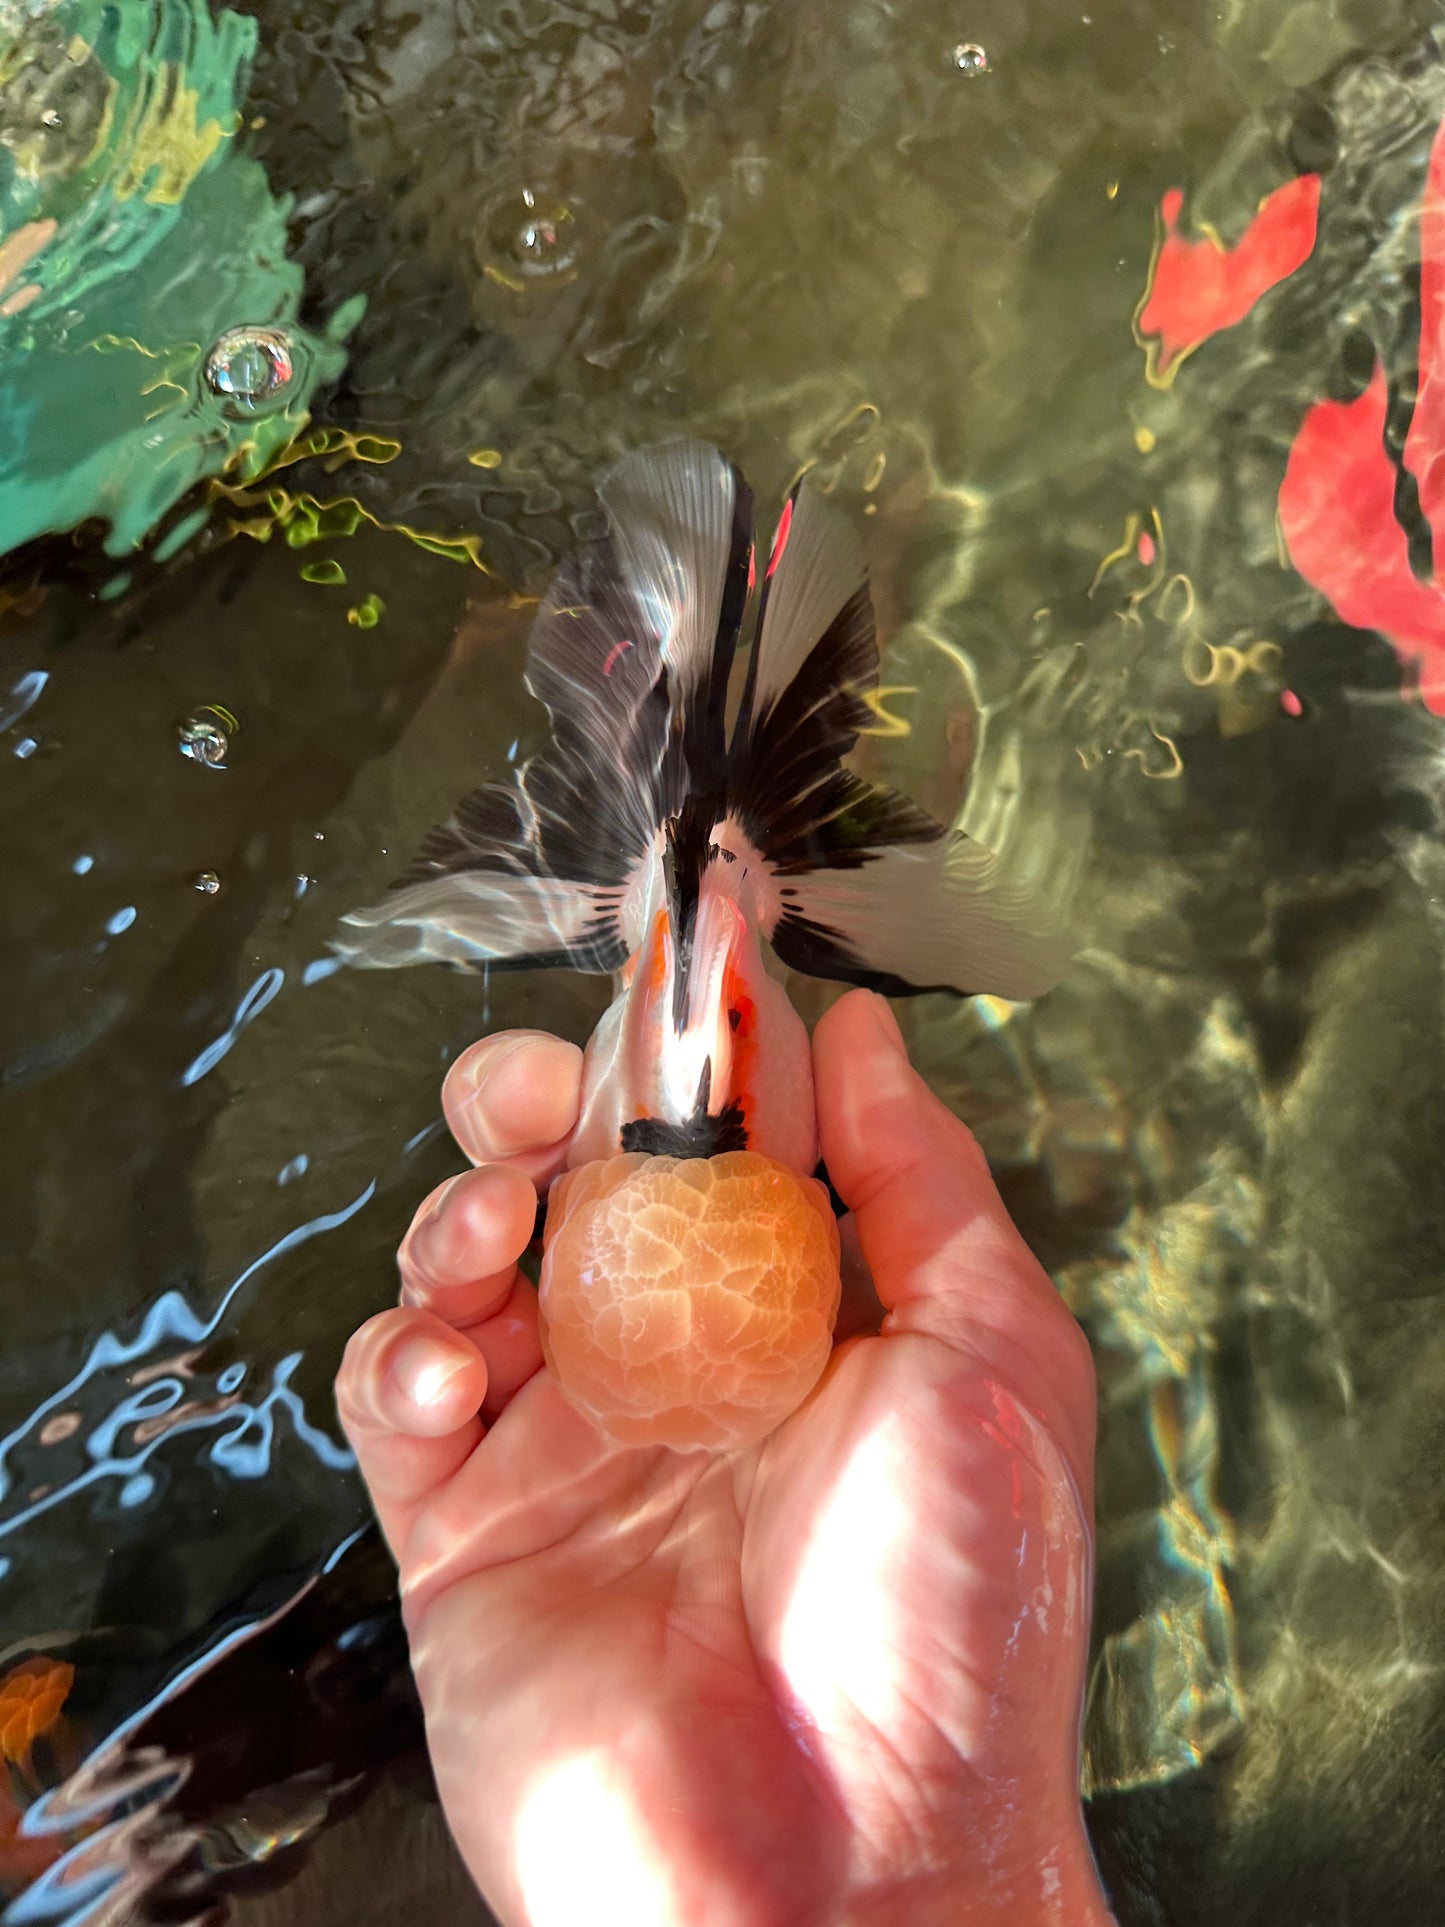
left=338, top=440, right=1068, bottom=1446
left=339, top=438, right=1067, bottom=1164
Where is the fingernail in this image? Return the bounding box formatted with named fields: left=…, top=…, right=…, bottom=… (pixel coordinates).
left=444, top=1038, right=527, bottom=1136
left=405, top=1176, right=463, bottom=1282
left=461, top=1035, right=582, bottom=1156
left=390, top=1332, right=474, bottom=1408
left=866, top=993, right=907, bottom=1056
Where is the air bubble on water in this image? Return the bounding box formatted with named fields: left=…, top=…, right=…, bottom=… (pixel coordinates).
left=481, top=187, right=580, bottom=285
left=952, top=42, right=990, bottom=76
left=203, top=326, right=296, bottom=418
left=193, top=870, right=221, bottom=895
left=13, top=736, right=38, bottom=759
left=178, top=705, right=236, bottom=768
left=277, top=1153, right=309, bottom=1186
left=72, top=854, right=93, bottom=876
left=106, top=906, right=136, bottom=935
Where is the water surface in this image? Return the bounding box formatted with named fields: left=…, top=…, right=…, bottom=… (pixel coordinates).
left=3, top=1, right=1444, bottom=1920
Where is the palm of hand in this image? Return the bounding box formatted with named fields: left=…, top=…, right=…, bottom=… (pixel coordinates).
left=338, top=992, right=1107, bottom=1927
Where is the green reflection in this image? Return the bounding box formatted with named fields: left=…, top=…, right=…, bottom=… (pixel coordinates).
left=0, top=0, right=362, bottom=559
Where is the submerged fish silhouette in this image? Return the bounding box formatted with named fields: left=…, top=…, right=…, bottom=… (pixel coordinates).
left=338, top=439, right=1068, bottom=1170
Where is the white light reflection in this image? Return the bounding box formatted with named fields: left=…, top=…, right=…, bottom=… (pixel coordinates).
left=776, top=1412, right=915, bottom=1736
left=0, top=1183, right=374, bottom=1542
left=11, top=1522, right=370, bottom=1917
left=180, top=966, right=285, bottom=1086
left=516, top=1752, right=675, bottom=1927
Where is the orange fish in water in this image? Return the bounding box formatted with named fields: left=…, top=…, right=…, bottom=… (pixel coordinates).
left=0, top=1656, right=76, bottom=1894
left=0, top=1656, right=73, bottom=1771
left=1137, top=172, right=1321, bottom=383
left=338, top=442, right=1068, bottom=1443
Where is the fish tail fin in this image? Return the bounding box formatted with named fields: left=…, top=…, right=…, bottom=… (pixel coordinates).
left=335, top=440, right=754, bottom=973
left=729, top=477, right=1071, bottom=1002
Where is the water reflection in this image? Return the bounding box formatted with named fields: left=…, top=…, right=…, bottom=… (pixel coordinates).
left=3, top=0, right=1445, bottom=1922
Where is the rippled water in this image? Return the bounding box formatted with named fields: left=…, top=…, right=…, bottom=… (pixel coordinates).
left=3, top=0, right=1445, bottom=1921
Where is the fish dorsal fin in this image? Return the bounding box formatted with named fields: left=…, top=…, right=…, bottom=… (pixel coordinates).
left=661, top=794, right=720, bottom=1030
left=730, top=479, right=935, bottom=870
left=335, top=441, right=752, bottom=974
left=599, top=438, right=753, bottom=793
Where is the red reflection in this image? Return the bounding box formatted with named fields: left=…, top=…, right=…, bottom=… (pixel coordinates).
left=1405, top=111, right=1445, bottom=555
left=1279, top=367, right=1445, bottom=716
left=1138, top=174, right=1321, bottom=383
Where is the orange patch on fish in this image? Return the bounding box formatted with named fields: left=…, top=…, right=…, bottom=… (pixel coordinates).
left=644, top=908, right=670, bottom=993
left=1137, top=173, right=1321, bottom=385
left=722, top=966, right=757, bottom=1129
left=0, top=1657, right=74, bottom=1767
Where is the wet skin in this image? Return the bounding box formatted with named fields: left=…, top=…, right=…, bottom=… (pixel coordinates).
left=336, top=990, right=1116, bottom=1927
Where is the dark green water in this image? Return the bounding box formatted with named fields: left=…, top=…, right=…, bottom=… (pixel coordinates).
left=2, top=1, right=1444, bottom=1921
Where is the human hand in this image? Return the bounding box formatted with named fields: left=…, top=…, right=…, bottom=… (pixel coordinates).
left=336, top=990, right=1114, bottom=1927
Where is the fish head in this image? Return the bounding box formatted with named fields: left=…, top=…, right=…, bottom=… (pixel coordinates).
left=572, top=851, right=817, bottom=1172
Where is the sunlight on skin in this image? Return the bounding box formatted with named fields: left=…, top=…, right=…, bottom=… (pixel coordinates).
left=776, top=1410, right=934, bottom=1740
left=336, top=992, right=1116, bottom=1927
left=746, top=1340, right=1097, bottom=1908
left=515, top=1752, right=677, bottom=1927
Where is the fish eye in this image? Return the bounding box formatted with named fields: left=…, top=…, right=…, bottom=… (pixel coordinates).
left=729, top=1008, right=742, bottom=1032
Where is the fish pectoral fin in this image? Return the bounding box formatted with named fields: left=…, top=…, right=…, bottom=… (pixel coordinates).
left=334, top=870, right=629, bottom=973
left=768, top=828, right=1072, bottom=1003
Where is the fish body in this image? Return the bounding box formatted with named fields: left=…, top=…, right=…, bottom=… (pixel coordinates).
left=569, top=811, right=818, bottom=1172
left=338, top=440, right=1068, bottom=1167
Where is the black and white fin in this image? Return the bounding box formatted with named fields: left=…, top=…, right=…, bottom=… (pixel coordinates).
left=336, top=440, right=753, bottom=973
left=731, top=480, right=1070, bottom=1002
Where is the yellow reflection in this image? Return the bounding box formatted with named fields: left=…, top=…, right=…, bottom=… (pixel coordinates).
left=855, top=684, right=916, bottom=738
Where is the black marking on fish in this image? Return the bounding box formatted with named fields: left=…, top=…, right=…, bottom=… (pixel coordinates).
left=340, top=437, right=1066, bottom=1008
left=620, top=1106, right=749, bottom=1156
left=619, top=1055, right=748, bottom=1155
left=681, top=465, right=755, bottom=797
left=662, top=797, right=719, bottom=1032
left=729, top=570, right=942, bottom=879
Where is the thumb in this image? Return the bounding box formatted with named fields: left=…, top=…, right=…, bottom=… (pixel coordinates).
left=813, top=989, right=1096, bottom=1499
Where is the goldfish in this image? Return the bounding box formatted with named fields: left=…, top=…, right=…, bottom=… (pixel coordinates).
left=339, top=439, right=1067, bottom=1155
left=338, top=440, right=1068, bottom=1445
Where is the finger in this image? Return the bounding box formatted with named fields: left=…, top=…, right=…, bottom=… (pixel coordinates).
left=400, top=1164, right=539, bottom=1325
left=336, top=1308, right=488, bottom=1558
left=813, top=989, right=1096, bottom=1494
left=475, top=1275, right=543, bottom=1422
left=442, top=1032, right=583, bottom=1184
